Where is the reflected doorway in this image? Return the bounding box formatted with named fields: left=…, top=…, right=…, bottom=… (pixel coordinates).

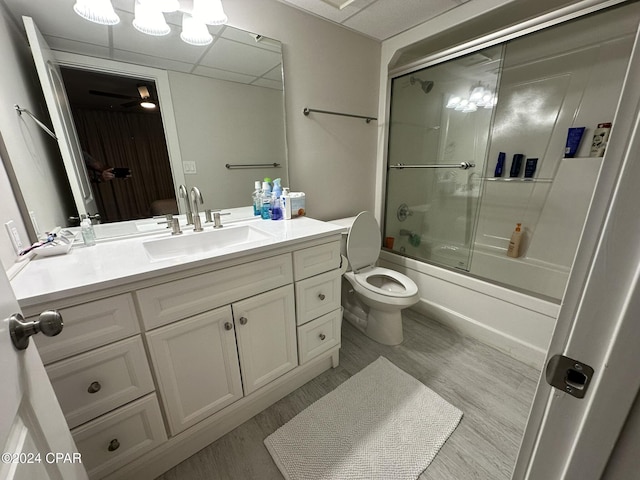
left=60, top=68, right=177, bottom=224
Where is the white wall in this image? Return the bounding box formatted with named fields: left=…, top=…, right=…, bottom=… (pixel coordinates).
left=168, top=71, right=286, bottom=209
left=0, top=4, right=73, bottom=271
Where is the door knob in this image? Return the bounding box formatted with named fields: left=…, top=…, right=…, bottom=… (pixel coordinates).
left=9, top=310, right=63, bottom=351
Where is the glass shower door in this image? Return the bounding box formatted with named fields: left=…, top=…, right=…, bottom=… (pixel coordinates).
left=384, top=45, right=503, bottom=270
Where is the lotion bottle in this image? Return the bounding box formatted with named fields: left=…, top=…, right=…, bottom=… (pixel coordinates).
left=507, top=223, right=523, bottom=258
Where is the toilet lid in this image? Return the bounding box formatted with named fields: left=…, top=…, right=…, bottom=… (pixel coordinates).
left=346, top=211, right=381, bottom=272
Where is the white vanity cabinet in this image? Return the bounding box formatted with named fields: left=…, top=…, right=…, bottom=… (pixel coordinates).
left=18, top=230, right=344, bottom=480
left=141, top=252, right=298, bottom=435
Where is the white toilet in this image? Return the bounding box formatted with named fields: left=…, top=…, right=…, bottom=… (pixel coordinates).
left=333, top=211, right=419, bottom=345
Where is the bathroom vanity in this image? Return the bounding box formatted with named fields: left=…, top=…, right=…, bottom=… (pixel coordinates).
left=10, top=217, right=344, bottom=480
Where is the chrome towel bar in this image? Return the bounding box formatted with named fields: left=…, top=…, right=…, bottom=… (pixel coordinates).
left=225, top=163, right=281, bottom=169
left=388, top=162, right=475, bottom=170
left=303, top=107, right=377, bottom=123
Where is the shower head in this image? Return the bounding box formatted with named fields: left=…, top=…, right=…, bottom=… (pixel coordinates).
left=410, top=76, right=434, bottom=94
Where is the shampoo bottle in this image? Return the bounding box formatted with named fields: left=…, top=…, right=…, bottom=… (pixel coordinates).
left=507, top=223, right=523, bottom=258
left=494, top=152, right=505, bottom=177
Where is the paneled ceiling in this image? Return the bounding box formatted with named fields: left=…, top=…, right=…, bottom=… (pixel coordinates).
left=276, top=0, right=472, bottom=41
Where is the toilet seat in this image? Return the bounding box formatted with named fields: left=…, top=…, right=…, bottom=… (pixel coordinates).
left=353, top=266, right=418, bottom=298
left=345, top=212, right=419, bottom=300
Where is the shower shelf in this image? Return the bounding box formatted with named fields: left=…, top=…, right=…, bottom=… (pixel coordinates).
left=483, top=177, right=553, bottom=183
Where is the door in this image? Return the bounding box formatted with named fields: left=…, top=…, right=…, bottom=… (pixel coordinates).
left=23, top=16, right=98, bottom=217
left=513, top=14, right=640, bottom=479
left=233, top=285, right=297, bottom=395
left=0, top=269, right=87, bottom=479
left=146, top=305, right=243, bottom=436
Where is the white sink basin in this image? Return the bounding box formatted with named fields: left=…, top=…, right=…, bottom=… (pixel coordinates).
left=143, top=224, right=273, bottom=261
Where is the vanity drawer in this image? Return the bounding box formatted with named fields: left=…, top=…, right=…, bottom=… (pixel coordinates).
left=295, top=269, right=341, bottom=325
left=71, top=394, right=166, bottom=480
left=297, top=308, right=342, bottom=365
left=136, top=253, right=293, bottom=330
left=34, top=294, right=140, bottom=365
left=293, top=241, right=341, bottom=280
left=46, top=336, right=155, bottom=429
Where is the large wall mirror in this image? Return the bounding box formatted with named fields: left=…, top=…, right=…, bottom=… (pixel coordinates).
left=4, top=0, right=287, bottom=239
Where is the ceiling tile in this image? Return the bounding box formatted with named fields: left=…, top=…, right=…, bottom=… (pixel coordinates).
left=278, top=0, right=376, bottom=24
left=192, top=65, right=257, bottom=84
left=112, top=49, right=194, bottom=73
left=47, top=36, right=111, bottom=59
left=343, top=0, right=461, bottom=40
left=200, top=37, right=282, bottom=77
left=253, top=78, right=283, bottom=90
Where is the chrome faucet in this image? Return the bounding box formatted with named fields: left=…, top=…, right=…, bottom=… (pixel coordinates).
left=190, top=186, right=204, bottom=232
left=178, top=184, right=193, bottom=225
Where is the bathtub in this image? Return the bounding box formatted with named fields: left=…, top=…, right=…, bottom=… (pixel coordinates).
left=379, top=248, right=559, bottom=369
left=429, top=243, right=570, bottom=301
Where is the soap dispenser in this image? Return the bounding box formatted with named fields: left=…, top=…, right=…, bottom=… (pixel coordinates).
left=507, top=223, right=523, bottom=258
left=81, top=217, right=96, bottom=247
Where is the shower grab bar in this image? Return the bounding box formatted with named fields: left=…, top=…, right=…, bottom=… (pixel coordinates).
left=225, top=163, right=281, bottom=169
left=14, top=105, right=57, bottom=140
left=303, top=107, right=377, bottom=124
left=388, top=162, right=475, bottom=170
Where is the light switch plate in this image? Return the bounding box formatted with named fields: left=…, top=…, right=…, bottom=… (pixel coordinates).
left=29, top=211, right=41, bottom=236
left=5, top=220, right=24, bottom=255
left=183, top=161, right=197, bottom=174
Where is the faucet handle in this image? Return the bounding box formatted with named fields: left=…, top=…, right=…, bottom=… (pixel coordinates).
left=170, top=217, right=182, bottom=235
left=157, top=213, right=174, bottom=228
left=212, top=211, right=230, bottom=229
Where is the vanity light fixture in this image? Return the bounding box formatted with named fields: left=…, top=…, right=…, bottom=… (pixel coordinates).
left=74, top=0, right=227, bottom=44
left=446, top=84, right=496, bottom=112
left=133, top=0, right=171, bottom=36
left=180, top=13, right=213, bottom=46
left=73, top=0, right=120, bottom=25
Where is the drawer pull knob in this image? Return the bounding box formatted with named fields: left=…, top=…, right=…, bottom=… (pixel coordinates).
left=87, top=381, right=102, bottom=394
left=107, top=439, right=120, bottom=452
left=319, top=333, right=326, bottom=341
left=239, top=317, right=248, bottom=325
left=318, top=293, right=326, bottom=301
left=224, top=322, right=233, bottom=331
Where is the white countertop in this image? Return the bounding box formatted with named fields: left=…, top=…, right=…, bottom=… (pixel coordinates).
left=11, top=216, right=343, bottom=308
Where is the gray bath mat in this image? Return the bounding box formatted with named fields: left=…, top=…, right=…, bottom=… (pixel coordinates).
left=264, top=356, right=463, bottom=480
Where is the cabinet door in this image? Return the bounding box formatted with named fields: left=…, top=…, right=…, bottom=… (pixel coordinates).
left=146, top=306, right=243, bottom=435
left=233, top=285, right=297, bottom=395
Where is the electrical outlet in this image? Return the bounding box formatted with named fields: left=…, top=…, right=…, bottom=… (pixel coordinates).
left=5, top=220, right=24, bottom=255
left=182, top=161, right=197, bottom=174
left=29, top=211, right=41, bottom=236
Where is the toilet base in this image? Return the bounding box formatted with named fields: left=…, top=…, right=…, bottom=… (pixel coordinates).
left=342, top=282, right=404, bottom=345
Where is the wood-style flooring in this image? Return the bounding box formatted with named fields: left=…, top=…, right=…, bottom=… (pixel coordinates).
left=156, top=309, right=541, bottom=480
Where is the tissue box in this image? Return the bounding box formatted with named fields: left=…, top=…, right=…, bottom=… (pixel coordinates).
left=289, top=192, right=306, bottom=217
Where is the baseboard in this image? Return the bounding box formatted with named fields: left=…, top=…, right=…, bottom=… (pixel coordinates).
left=411, top=299, right=547, bottom=369
left=102, top=349, right=339, bottom=480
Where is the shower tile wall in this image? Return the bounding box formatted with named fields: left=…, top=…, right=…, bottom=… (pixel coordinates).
left=474, top=6, right=638, bottom=298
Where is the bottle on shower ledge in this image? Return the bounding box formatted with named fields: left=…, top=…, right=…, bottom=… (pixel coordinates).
left=494, top=152, right=506, bottom=177
left=507, top=223, right=523, bottom=258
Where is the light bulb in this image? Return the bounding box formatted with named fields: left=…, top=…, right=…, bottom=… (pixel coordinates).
left=73, top=0, right=120, bottom=25
left=446, top=96, right=461, bottom=109
left=133, top=0, right=170, bottom=36
left=180, top=13, right=213, bottom=46
left=469, top=85, right=484, bottom=102
left=454, top=99, right=468, bottom=111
